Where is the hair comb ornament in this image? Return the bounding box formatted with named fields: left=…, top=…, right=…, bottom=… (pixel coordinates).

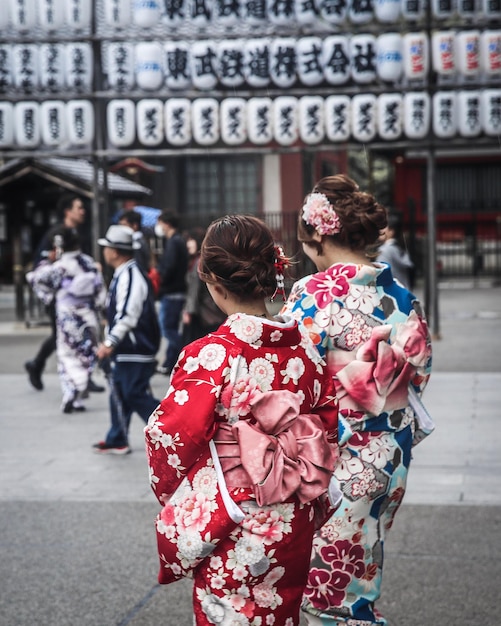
left=302, top=192, right=342, bottom=236
left=271, top=245, right=289, bottom=302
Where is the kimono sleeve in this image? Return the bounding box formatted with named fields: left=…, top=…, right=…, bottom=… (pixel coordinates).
left=144, top=340, right=225, bottom=505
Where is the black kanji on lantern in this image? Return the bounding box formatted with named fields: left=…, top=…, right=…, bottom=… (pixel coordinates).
left=411, top=98, right=426, bottom=131
left=332, top=102, right=347, bottom=133
left=167, top=48, right=189, bottom=80
left=269, top=0, right=295, bottom=18
left=320, top=0, right=347, bottom=16
left=194, top=47, right=218, bottom=79
left=465, top=96, right=480, bottom=130
left=171, top=106, right=187, bottom=138
left=226, top=106, right=242, bottom=137
left=200, top=106, right=215, bottom=137
left=248, top=45, right=269, bottom=80
left=273, top=44, right=296, bottom=79
left=279, top=106, right=294, bottom=138
left=488, top=95, right=501, bottom=130
left=215, top=0, right=240, bottom=17
left=165, top=0, right=185, bottom=19
left=357, top=102, right=373, bottom=134
left=351, top=0, right=373, bottom=14
left=301, top=41, right=323, bottom=77
left=191, top=0, right=211, bottom=19
left=256, top=105, right=270, bottom=137
left=352, top=41, right=376, bottom=75
left=325, top=43, right=349, bottom=76
left=438, top=98, right=453, bottom=131
left=306, top=104, right=321, bottom=135
left=220, top=48, right=244, bottom=80
left=384, top=102, right=399, bottom=134
left=145, top=107, right=159, bottom=138
left=245, top=0, right=267, bottom=18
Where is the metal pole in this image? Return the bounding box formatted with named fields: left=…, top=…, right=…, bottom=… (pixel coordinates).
left=426, top=149, right=440, bottom=340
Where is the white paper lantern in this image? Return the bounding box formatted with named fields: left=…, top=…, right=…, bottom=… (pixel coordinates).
left=457, top=90, right=481, bottom=137
left=135, top=42, right=163, bottom=91
left=432, top=91, right=457, bottom=138
left=242, top=0, right=267, bottom=24
left=431, top=31, right=456, bottom=76
left=0, top=103, right=14, bottom=147
left=376, top=33, right=403, bottom=82
left=403, top=91, right=430, bottom=139
left=457, top=0, right=478, bottom=18
left=350, top=35, right=377, bottom=84
left=220, top=98, right=247, bottom=145
left=137, top=98, right=164, bottom=146
left=325, top=95, right=350, bottom=142
left=273, top=96, right=298, bottom=146
left=270, top=38, right=297, bottom=89
left=402, top=32, right=429, bottom=80
left=192, top=98, right=220, bottom=146
left=218, top=40, right=245, bottom=88
left=244, top=38, right=271, bottom=88
left=322, top=36, right=350, bottom=85
left=431, top=0, right=454, bottom=18
left=190, top=40, right=219, bottom=91
left=0, top=45, right=13, bottom=92
left=319, top=0, right=347, bottom=23
left=14, top=101, right=40, bottom=147
left=13, top=44, right=38, bottom=91
left=65, top=42, right=93, bottom=91
left=165, top=98, right=192, bottom=146
left=481, top=89, right=501, bottom=136
left=349, top=0, right=374, bottom=23
left=482, top=0, right=501, bottom=18
left=163, top=0, right=185, bottom=26
left=480, top=30, right=501, bottom=75
left=37, top=0, right=65, bottom=30
left=103, top=0, right=131, bottom=28
left=352, top=94, right=377, bottom=142
left=132, top=0, right=162, bottom=27
left=0, top=3, right=10, bottom=30
left=66, top=99, right=94, bottom=145
left=107, top=42, right=135, bottom=90
left=107, top=99, right=136, bottom=147
left=164, top=42, right=191, bottom=90
left=247, top=97, right=273, bottom=145
left=295, top=0, right=318, bottom=24
left=40, top=100, right=66, bottom=145
left=9, top=0, right=37, bottom=31
left=267, top=0, right=295, bottom=25
left=401, top=0, right=425, bottom=20
left=299, top=96, right=325, bottom=144
left=65, top=0, right=92, bottom=30
left=39, top=43, right=65, bottom=92
left=456, top=31, right=481, bottom=77
left=214, top=0, right=241, bottom=26
left=297, top=37, right=324, bottom=87
left=377, top=93, right=403, bottom=140
left=374, top=0, right=401, bottom=22
left=188, top=0, right=213, bottom=28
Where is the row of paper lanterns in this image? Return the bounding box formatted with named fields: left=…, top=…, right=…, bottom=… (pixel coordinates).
left=106, top=31, right=500, bottom=92
left=1, top=91, right=499, bottom=149
left=1, top=33, right=499, bottom=94
left=3, top=0, right=500, bottom=36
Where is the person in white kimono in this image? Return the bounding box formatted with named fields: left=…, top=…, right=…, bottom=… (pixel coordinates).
left=27, top=227, right=107, bottom=413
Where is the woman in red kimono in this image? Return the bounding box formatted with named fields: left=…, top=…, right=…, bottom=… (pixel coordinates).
left=145, top=215, right=340, bottom=626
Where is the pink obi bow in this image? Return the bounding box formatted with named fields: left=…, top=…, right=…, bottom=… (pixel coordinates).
left=330, top=310, right=430, bottom=416
left=214, top=390, right=337, bottom=507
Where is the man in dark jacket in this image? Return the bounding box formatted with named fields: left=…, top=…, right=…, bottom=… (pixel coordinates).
left=93, top=225, right=160, bottom=455
left=155, top=211, right=188, bottom=376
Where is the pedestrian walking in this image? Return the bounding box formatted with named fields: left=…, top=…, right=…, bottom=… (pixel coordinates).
left=118, top=209, right=152, bottom=273
left=144, top=215, right=340, bottom=626
left=282, top=174, right=433, bottom=625
left=26, top=226, right=106, bottom=413
left=377, top=210, right=415, bottom=290
left=93, top=225, right=160, bottom=455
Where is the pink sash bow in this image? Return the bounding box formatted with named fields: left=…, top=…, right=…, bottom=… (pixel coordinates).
left=215, top=390, right=337, bottom=507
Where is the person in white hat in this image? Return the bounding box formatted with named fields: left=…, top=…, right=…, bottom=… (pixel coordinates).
left=93, top=225, right=161, bottom=455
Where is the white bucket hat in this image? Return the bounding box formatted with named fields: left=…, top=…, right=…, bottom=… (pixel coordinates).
left=97, top=225, right=139, bottom=251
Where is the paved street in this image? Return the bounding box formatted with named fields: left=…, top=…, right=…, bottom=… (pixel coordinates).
left=0, top=280, right=500, bottom=625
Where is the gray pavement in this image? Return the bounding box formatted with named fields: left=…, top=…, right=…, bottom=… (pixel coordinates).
left=0, top=280, right=500, bottom=625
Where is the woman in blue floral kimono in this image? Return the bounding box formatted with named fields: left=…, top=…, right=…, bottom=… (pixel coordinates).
left=282, top=175, right=433, bottom=625
left=27, top=227, right=106, bottom=413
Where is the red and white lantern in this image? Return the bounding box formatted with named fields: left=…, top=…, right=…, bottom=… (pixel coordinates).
left=135, top=42, right=164, bottom=91
left=403, top=91, right=430, bottom=139
left=299, top=95, right=325, bottom=144
left=66, top=99, right=94, bottom=145
left=377, top=93, right=403, bottom=140
left=376, top=33, right=404, bottom=82
left=352, top=93, right=377, bottom=142
left=431, top=31, right=456, bottom=76
left=481, top=89, right=501, bottom=136
left=107, top=99, right=136, bottom=147
left=137, top=98, right=164, bottom=146
left=325, top=95, right=350, bottom=142
left=480, top=30, right=501, bottom=75
left=297, top=37, right=325, bottom=86
left=432, top=91, right=457, bottom=138
left=0, top=102, right=14, bottom=147
left=40, top=100, right=66, bottom=146
left=14, top=101, right=40, bottom=147
left=220, top=98, right=247, bottom=146
left=456, top=31, right=481, bottom=77
left=402, top=32, right=429, bottom=80
left=457, top=90, right=481, bottom=137
left=165, top=98, right=192, bottom=146
left=273, top=96, right=298, bottom=146
left=192, top=98, right=220, bottom=146
left=322, top=36, right=350, bottom=85
left=247, top=97, right=273, bottom=145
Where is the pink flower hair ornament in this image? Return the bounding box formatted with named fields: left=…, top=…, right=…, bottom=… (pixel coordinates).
left=302, top=192, right=342, bottom=236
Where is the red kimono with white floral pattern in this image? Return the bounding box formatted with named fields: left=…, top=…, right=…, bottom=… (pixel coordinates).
left=145, top=313, right=339, bottom=626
